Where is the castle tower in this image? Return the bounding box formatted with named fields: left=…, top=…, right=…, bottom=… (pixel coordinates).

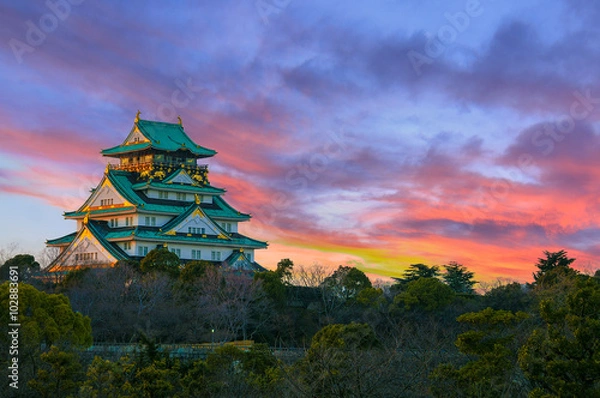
left=46, top=113, right=267, bottom=275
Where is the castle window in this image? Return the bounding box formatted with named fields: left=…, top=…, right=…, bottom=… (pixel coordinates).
left=100, top=198, right=114, bottom=206
left=138, top=246, right=149, bottom=256
left=192, top=249, right=201, bottom=260
left=176, top=192, right=186, bottom=201
left=110, top=218, right=119, bottom=228
left=144, top=217, right=156, bottom=226
left=123, top=242, right=131, bottom=250
left=211, top=251, right=221, bottom=261
left=125, top=216, right=133, bottom=226
left=158, top=191, right=169, bottom=199
left=77, top=252, right=98, bottom=261
left=171, top=248, right=181, bottom=257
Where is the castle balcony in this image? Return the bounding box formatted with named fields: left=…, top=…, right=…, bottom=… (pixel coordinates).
left=107, top=161, right=208, bottom=173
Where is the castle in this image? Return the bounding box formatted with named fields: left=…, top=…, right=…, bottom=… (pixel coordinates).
left=46, top=113, right=267, bottom=274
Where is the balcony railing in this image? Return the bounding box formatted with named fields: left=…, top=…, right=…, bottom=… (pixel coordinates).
left=107, top=161, right=208, bottom=173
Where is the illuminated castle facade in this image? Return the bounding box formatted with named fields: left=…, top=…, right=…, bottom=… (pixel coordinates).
left=46, top=113, right=267, bottom=274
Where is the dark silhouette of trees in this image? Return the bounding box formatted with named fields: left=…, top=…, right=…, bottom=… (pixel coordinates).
left=140, top=247, right=181, bottom=277
left=532, top=250, right=576, bottom=285
left=519, top=277, right=600, bottom=397
left=1, top=254, right=40, bottom=281
left=442, top=262, right=477, bottom=294
left=398, top=263, right=441, bottom=283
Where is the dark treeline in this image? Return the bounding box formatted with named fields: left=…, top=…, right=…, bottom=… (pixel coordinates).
left=1, top=249, right=599, bottom=397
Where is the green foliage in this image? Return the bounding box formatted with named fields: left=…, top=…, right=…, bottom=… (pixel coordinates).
left=356, top=287, right=386, bottom=308
left=399, top=263, right=440, bottom=283
left=134, top=359, right=180, bottom=398
left=58, top=267, right=92, bottom=291
left=309, top=322, right=380, bottom=353
left=0, top=282, right=92, bottom=350
left=79, top=356, right=134, bottom=398
left=1, top=253, right=40, bottom=281
left=275, top=258, right=294, bottom=283
left=181, top=344, right=282, bottom=396
left=393, top=277, right=455, bottom=311
left=254, top=268, right=287, bottom=306
left=140, top=247, right=180, bottom=277
left=253, top=258, right=295, bottom=307
left=484, top=282, right=532, bottom=312
left=443, top=262, right=476, bottom=294
left=28, top=346, right=83, bottom=398
left=431, top=308, right=530, bottom=397
left=519, top=277, right=600, bottom=397
left=533, top=250, right=576, bottom=285
left=299, top=323, right=382, bottom=397
left=322, top=265, right=372, bottom=301
left=179, top=260, right=212, bottom=281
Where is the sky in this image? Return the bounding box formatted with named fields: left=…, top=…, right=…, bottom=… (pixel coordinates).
left=1, top=0, right=600, bottom=282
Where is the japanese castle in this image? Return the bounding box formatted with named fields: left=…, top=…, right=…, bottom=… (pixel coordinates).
left=46, top=113, right=267, bottom=274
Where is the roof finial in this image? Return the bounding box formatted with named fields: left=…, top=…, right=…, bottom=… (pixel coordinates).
left=177, top=115, right=183, bottom=126
left=135, top=110, right=141, bottom=122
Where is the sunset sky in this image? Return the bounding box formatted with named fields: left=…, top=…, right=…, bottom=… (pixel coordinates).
left=2, top=0, right=600, bottom=282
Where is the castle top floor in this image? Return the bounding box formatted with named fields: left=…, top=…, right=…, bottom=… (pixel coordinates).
left=101, top=112, right=216, bottom=173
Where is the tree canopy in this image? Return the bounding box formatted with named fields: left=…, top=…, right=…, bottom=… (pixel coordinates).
left=443, top=262, right=477, bottom=294
left=140, top=247, right=181, bottom=277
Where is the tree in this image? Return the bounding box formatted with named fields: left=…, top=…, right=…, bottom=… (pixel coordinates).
left=442, top=262, right=476, bottom=294
left=274, top=258, right=294, bottom=284
left=533, top=250, right=576, bottom=285
left=0, top=282, right=92, bottom=350
left=0, top=254, right=40, bottom=281
left=519, top=276, right=600, bottom=397
left=254, top=269, right=287, bottom=307
left=179, top=260, right=212, bottom=282
left=78, top=356, right=134, bottom=398
left=28, top=346, right=83, bottom=398
left=431, top=308, right=530, bottom=397
left=292, top=263, right=327, bottom=287
left=322, top=265, right=372, bottom=301
left=392, top=277, right=455, bottom=312
left=483, top=282, right=532, bottom=312
left=398, top=263, right=440, bottom=283
left=199, top=267, right=269, bottom=341
left=140, top=247, right=180, bottom=277
left=296, top=323, right=385, bottom=397
left=0, top=283, right=91, bottom=396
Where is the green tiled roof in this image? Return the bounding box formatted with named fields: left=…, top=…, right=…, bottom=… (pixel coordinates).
left=133, top=230, right=267, bottom=249
left=223, top=250, right=267, bottom=272
left=86, top=221, right=130, bottom=261
left=101, top=119, right=216, bottom=158
left=47, top=232, right=77, bottom=245
left=67, top=169, right=249, bottom=220
left=98, top=226, right=267, bottom=249
left=65, top=206, right=136, bottom=218
left=131, top=180, right=225, bottom=194
left=159, top=203, right=230, bottom=237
